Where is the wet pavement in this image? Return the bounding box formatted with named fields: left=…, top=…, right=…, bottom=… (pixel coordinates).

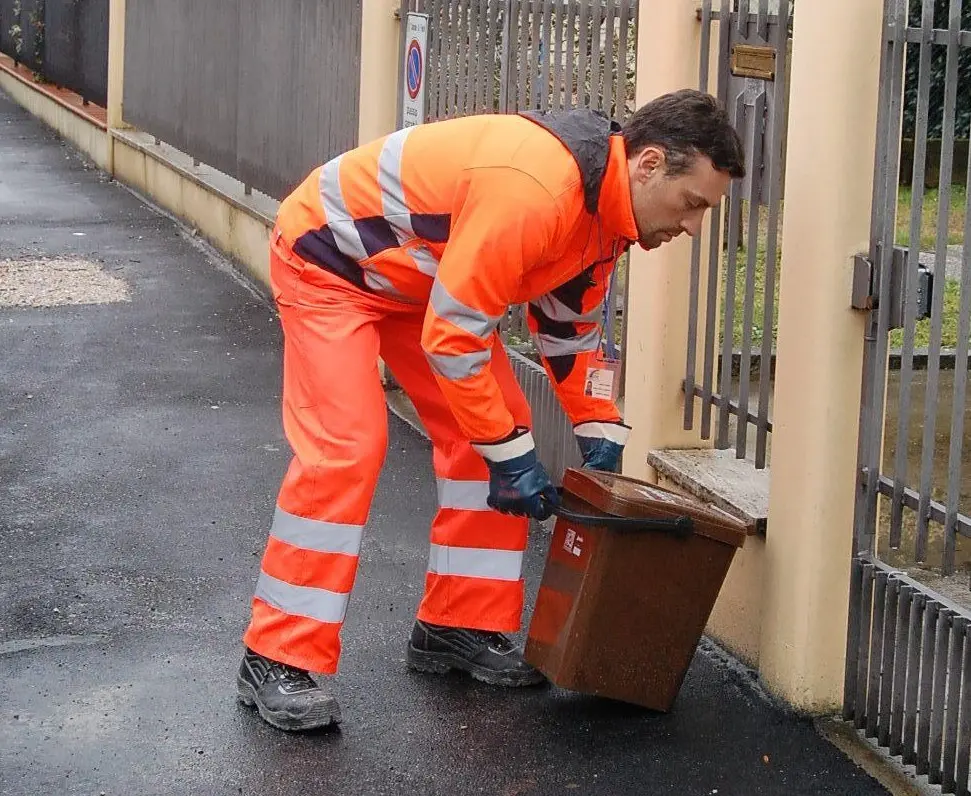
left=0, top=89, right=890, bottom=796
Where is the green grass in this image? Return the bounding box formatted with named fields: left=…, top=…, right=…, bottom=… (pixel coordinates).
left=896, top=186, right=967, bottom=251
left=717, top=189, right=967, bottom=351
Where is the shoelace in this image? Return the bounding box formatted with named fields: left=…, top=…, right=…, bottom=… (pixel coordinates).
left=275, top=664, right=316, bottom=686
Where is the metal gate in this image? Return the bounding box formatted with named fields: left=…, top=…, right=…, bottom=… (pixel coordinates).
left=844, top=0, right=971, bottom=791
left=683, top=0, right=793, bottom=470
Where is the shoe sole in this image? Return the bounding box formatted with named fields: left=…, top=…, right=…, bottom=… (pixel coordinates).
left=405, top=645, right=547, bottom=688
left=236, top=676, right=342, bottom=732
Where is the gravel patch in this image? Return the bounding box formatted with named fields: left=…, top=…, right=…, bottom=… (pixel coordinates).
left=0, top=258, right=131, bottom=307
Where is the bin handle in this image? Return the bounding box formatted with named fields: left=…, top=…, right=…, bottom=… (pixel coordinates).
left=543, top=493, right=694, bottom=539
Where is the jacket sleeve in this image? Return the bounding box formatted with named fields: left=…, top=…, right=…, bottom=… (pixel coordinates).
left=526, top=264, right=625, bottom=429
left=420, top=167, right=560, bottom=456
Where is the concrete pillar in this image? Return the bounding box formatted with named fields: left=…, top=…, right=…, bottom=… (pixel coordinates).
left=758, top=0, right=882, bottom=712
left=106, top=0, right=129, bottom=175
left=358, top=0, right=402, bottom=146
left=622, top=0, right=715, bottom=480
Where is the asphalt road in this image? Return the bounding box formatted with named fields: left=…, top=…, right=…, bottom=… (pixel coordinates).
left=0, top=88, right=888, bottom=796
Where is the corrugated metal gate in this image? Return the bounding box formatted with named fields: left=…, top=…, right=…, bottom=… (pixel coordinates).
left=397, top=0, right=638, bottom=483
left=844, top=0, right=971, bottom=791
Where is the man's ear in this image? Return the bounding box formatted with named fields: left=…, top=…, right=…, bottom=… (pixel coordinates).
left=632, top=146, right=665, bottom=182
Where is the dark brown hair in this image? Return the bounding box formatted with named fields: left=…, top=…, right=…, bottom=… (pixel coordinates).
left=622, top=89, right=746, bottom=179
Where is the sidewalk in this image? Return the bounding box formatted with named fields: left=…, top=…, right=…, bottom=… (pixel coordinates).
left=0, top=89, right=890, bottom=796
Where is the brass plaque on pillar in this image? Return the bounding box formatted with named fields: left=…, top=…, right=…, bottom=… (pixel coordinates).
left=730, top=44, right=776, bottom=81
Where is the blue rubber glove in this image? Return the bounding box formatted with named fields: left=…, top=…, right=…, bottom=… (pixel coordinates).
left=574, top=420, right=632, bottom=473
left=474, top=428, right=559, bottom=520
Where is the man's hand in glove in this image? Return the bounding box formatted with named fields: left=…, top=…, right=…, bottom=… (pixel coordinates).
left=474, top=428, right=559, bottom=520
left=574, top=420, right=632, bottom=473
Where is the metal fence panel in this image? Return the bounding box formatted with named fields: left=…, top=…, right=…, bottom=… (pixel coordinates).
left=683, top=0, right=792, bottom=470
left=845, top=556, right=971, bottom=795
left=0, top=0, right=46, bottom=71
left=42, top=0, right=109, bottom=106
left=123, top=0, right=361, bottom=200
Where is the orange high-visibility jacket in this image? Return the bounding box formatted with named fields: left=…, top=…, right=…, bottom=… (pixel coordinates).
left=276, top=110, right=639, bottom=447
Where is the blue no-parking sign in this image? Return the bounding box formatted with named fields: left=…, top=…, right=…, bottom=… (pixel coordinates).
left=401, top=13, right=428, bottom=128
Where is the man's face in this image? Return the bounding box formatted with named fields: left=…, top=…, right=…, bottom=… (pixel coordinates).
left=627, top=147, right=731, bottom=251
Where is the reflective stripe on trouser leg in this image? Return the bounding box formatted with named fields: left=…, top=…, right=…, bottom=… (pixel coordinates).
left=377, top=314, right=531, bottom=632
left=244, top=247, right=388, bottom=674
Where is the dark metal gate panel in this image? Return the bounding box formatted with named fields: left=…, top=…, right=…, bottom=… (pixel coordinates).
left=43, top=0, right=109, bottom=106
left=235, top=0, right=361, bottom=199
left=123, top=0, right=361, bottom=200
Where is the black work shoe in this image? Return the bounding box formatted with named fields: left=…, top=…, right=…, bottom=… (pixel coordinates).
left=236, top=648, right=341, bottom=732
left=406, top=620, right=546, bottom=687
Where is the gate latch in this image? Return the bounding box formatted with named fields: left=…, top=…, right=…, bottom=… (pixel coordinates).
left=851, top=247, right=934, bottom=329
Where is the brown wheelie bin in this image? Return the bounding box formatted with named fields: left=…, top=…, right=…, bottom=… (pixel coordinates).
left=525, top=467, right=749, bottom=712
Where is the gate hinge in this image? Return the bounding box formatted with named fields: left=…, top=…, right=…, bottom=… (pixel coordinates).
left=851, top=247, right=934, bottom=329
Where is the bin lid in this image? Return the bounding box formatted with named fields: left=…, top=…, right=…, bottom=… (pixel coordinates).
left=562, top=468, right=749, bottom=548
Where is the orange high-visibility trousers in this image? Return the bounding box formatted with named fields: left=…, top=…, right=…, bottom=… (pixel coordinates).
left=242, top=231, right=532, bottom=674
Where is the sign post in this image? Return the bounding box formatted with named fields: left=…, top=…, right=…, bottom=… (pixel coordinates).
left=401, top=13, right=428, bottom=128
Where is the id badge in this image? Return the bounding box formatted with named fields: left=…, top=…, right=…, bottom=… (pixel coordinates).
left=584, top=354, right=622, bottom=402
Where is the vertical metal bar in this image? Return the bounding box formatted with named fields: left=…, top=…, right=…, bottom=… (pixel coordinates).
left=857, top=0, right=907, bottom=555
left=589, top=0, right=603, bottom=112
left=565, top=0, right=577, bottom=109
left=916, top=0, right=962, bottom=570
left=889, top=585, right=913, bottom=756
left=943, top=618, right=966, bottom=793
left=855, top=562, right=876, bottom=730
left=917, top=601, right=941, bottom=775
left=451, top=0, right=465, bottom=116
left=737, top=0, right=750, bottom=36
left=456, top=0, right=470, bottom=116
left=890, top=0, right=936, bottom=550
left=441, top=0, right=455, bottom=116
left=516, top=0, right=530, bottom=110
left=602, top=0, right=617, bottom=119
left=866, top=569, right=889, bottom=739
left=878, top=577, right=900, bottom=747
left=498, top=0, right=513, bottom=112
left=686, top=1, right=714, bottom=433
left=468, top=0, right=481, bottom=114
left=576, top=0, right=590, bottom=108
left=552, top=0, right=565, bottom=110
left=529, top=0, right=542, bottom=109
left=755, top=0, right=768, bottom=41
left=717, top=95, right=746, bottom=449
left=701, top=0, right=732, bottom=440
left=756, top=0, right=787, bottom=469
left=944, top=136, right=971, bottom=576
left=902, top=591, right=925, bottom=765
left=938, top=0, right=970, bottom=576
left=955, top=627, right=971, bottom=796
left=843, top=556, right=865, bottom=721
left=929, top=610, right=953, bottom=785
left=540, top=0, right=553, bottom=112
left=735, top=90, right=766, bottom=459
left=614, top=0, right=631, bottom=119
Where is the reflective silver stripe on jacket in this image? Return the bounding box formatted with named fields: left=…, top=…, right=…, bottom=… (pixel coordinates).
left=430, top=279, right=501, bottom=338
